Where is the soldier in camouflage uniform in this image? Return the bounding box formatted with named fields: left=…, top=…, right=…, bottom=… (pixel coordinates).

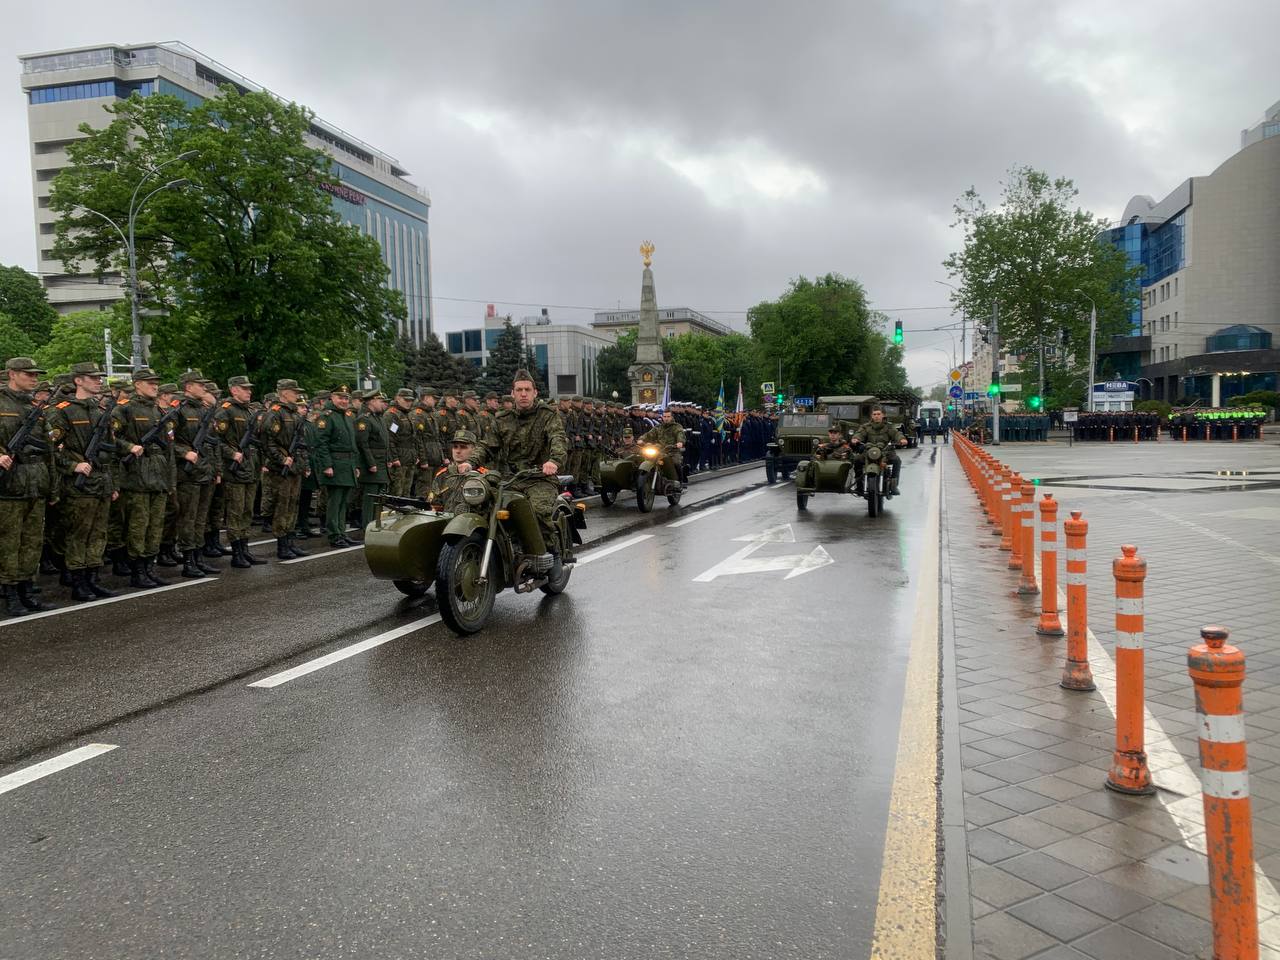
left=814, top=423, right=852, bottom=461
left=262, top=379, right=310, bottom=559
left=384, top=388, right=417, bottom=498
left=214, top=374, right=268, bottom=568
left=45, top=361, right=119, bottom=601
left=0, top=357, right=55, bottom=615
left=111, top=367, right=176, bottom=589
left=410, top=387, right=441, bottom=497
left=851, top=405, right=908, bottom=497
left=172, top=371, right=221, bottom=579
left=436, top=391, right=460, bottom=447
left=427, top=430, right=489, bottom=511
left=355, top=390, right=391, bottom=531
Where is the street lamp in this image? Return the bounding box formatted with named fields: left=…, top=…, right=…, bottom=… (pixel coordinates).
left=1074, top=289, right=1097, bottom=412
left=81, top=151, right=197, bottom=369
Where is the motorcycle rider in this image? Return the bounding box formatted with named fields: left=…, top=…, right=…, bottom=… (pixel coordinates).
left=814, top=423, right=852, bottom=460
left=638, top=407, right=687, bottom=488
left=428, top=430, right=488, bottom=511
left=851, top=406, right=908, bottom=497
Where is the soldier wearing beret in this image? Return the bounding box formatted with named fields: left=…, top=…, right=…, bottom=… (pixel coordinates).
left=0, top=357, right=56, bottom=615
left=312, top=384, right=360, bottom=547
left=355, top=390, right=390, bottom=531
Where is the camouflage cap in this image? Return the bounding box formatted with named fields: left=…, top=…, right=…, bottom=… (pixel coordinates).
left=484, top=391, right=498, bottom=400
left=570, top=395, right=583, bottom=402
left=511, top=369, right=535, bottom=385
left=395, top=388, right=415, bottom=400
left=69, top=361, right=106, bottom=378
left=276, top=378, right=301, bottom=393
left=263, top=392, right=278, bottom=404
left=51, top=373, right=74, bottom=390
left=227, top=375, right=254, bottom=389
left=131, top=366, right=161, bottom=382
left=178, top=369, right=205, bottom=386
left=622, top=428, right=634, bottom=438
left=417, top=386, right=438, bottom=397
left=5, top=357, right=46, bottom=375
left=502, top=395, right=514, bottom=402
left=451, top=429, right=478, bottom=445
left=34, top=380, right=51, bottom=393
left=366, top=390, right=388, bottom=402
left=157, top=382, right=178, bottom=394
left=462, top=390, right=477, bottom=399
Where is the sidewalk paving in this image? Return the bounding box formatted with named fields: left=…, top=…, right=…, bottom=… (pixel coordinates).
left=942, top=439, right=1280, bottom=959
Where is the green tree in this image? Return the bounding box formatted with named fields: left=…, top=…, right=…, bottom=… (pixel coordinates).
left=480, top=320, right=527, bottom=394
left=666, top=332, right=764, bottom=407
left=877, top=338, right=910, bottom=393
left=748, top=273, right=885, bottom=397
left=595, top=329, right=637, bottom=399
left=0, top=313, right=39, bottom=362
left=34, top=309, right=131, bottom=375
left=401, top=333, right=476, bottom=390
left=49, top=88, right=404, bottom=389
left=0, top=266, right=57, bottom=346
left=943, top=166, right=1140, bottom=384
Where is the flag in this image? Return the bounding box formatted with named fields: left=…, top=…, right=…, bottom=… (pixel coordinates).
left=714, top=380, right=726, bottom=436
left=734, top=378, right=745, bottom=414
left=659, top=370, right=671, bottom=411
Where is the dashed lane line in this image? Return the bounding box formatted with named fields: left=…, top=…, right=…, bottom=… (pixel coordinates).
left=668, top=507, right=724, bottom=528
left=0, top=577, right=218, bottom=630
left=730, top=487, right=769, bottom=504
left=573, top=534, right=654, bottom=567
left=248, top=615, right=443, bottom=689
left=279, top=545, right=364, bottom=565
left=0, top=743, right=118, bottom=797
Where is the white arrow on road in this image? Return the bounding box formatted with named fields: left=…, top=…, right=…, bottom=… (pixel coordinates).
left=693, top=525, right=835, bottom=582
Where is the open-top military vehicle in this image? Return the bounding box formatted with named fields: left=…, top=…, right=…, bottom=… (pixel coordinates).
left=764, top=391, right=921, bottom=484
left=597, top=443, right=682, bottom=512
left=363, top=469, right=587, bottom=634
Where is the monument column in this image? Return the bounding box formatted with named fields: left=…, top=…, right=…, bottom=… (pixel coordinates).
left=628, top=241, right=671, bottom=405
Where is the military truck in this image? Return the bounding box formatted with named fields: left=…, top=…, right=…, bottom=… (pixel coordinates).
left=763, top=391, right=921, bottom=484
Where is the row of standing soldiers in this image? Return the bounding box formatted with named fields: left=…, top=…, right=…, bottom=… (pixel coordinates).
left=1070, top=411, right=1165, bottom=442
left=1166, top=408, right=1268, bottom=441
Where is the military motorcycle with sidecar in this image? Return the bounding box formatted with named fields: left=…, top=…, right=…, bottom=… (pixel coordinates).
left=596, top=443, right=682, bottom=512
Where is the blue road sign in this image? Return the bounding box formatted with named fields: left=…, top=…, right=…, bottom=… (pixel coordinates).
left=793, top=396, right=814, bottom=407
left=948, top=385, right=964, bottom=399
left=964, top=391, right=982, bottom=400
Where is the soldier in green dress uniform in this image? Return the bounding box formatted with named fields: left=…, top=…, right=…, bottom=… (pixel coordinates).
left=312, top=384, right=360, bottom=546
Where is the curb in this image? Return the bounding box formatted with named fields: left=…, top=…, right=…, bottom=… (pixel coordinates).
left=938, top=453, right=975, bottom=960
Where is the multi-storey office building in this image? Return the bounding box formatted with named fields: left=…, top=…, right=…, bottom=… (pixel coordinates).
left=590, top=306, right=730, bottom=341
left=19, top=42, right=432, bottom=345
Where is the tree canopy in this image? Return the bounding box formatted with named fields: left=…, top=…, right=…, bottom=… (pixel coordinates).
left=0, top=266, right=57, bottom=347
left=943, top=166, right=1140, bottom=382
left=49, top=87, right=404, bottom=391
left=402, top=333, right=477, bottom=391
left=34, top=309, right=132, bottom=375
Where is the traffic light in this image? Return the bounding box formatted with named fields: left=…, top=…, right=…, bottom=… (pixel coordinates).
left=775, top=392, right=785, bottom=405
left=1028, top=395, right=1042, bottom=410
left=893, top=319, right=904, bottom=345
left=987, top=374, right=1000, bottom=398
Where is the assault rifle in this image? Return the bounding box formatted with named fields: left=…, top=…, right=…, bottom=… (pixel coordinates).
left=181, top=404, right=220, bottom=475
left=228, top=410, right=260, bottom=481
left=73, top=404, right=116, bottom=491
left=119, top=404, right=181, bottom=465
left=280, top=415, right=307, bottom=476
left=0, top=398, right=50, bottom=478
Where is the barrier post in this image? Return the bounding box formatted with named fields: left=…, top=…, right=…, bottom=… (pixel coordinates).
left=1060, top=511, right=1094, bottom=690
left=1183, top=426, right=1188, bottom=442
left=1017, top=482, right=1038, bottom=594
left=1109, top=425, right=1115, bottom=442
left=1233, top=423, right=1239, bottom=442
left=997, top=467, right=1013, bottom=547
left=1106, top=545, right=1155, bottom=795
left=1007, top=473, right=1024, bottom=569
left=1036, top=495, right=1064, bottom=636
left=1189, top=625, right=1258, bottom=960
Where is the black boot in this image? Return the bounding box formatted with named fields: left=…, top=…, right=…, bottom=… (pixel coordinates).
left=181, top=550, right=206, bottom=579
left=71, top=570, right=97, bottom=602
left=156, top=543, right=180, bottom=567
left=16, top=581, right=54, bottom=612
left=143, top=558, right=169, bottom=587
left=286, top=535, right=309, bottom=559
left=239, top=539, right=268, bottom=566
left=202, top=531, right=229, bottom=558
left=111, top=547, right=131, bottom=577
left=194, top=549, right=221, bottom=574
left=276, top=537, right=293, bottom=560
left=3, top=585, right=29, bottom=617
left=60, top=565, right=74, bottom=587
left=87, top=567, right=117, bottom=598
left=40, top=545, right=59, bottom=576
left=130, top=557, right=151, bottom=588
left=230, top=540, right=252, bottom=569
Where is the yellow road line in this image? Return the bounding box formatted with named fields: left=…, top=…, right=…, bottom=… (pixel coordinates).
left=870, top=463, right=941, bottom=960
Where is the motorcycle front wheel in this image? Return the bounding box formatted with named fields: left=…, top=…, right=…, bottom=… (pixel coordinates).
left=436, top=530, right=497, bottom=634
left=867, top=475, right=880, bottom=517
left=635, top=471, right=656, bottom=512
left=541, top=512, right=574, bottom=595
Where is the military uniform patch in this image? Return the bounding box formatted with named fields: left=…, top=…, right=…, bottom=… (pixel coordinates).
left=356, top=422, right=367, bottom=431
left=317, top=418, right=327, bottom=428
left=272, top=422, right=282, bottom=433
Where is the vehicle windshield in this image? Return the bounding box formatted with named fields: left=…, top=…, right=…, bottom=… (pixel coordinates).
left=825, top=404, right=862, bottom=421
left=781, top=414, right=829, bottom=429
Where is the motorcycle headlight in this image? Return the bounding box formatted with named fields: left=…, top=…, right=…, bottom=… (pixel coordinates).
left=642, top=445, right=659, bottom=458
left=866, top=445, right=884, bottom=461
left=461, top=478, right=488, bottom=506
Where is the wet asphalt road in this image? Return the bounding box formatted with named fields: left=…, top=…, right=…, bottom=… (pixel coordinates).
left=1, top=450, right=940, bottom=959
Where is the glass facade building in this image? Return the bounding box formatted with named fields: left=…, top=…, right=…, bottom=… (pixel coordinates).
left=20, top=41, right=432, bottom=343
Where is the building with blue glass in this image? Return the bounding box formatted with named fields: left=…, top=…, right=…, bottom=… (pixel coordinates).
left=1100, top=105, right=1280, bottom=405
left=19, top=42, right=432, bottom=345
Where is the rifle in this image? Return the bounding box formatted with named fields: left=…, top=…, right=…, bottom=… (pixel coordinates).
left=181, top=404, right=219, bottom=475
left=280, top=413, right=307, bottom=476
left=228, top=410, right=259, bottom=481
left=119, top=404, right=181, bottom=465
left=73, top=403, right=116, bottom=491
left=0, top=398, right=50, bottom=478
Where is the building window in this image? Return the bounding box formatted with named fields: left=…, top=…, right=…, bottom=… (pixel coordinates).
left=1173, top=277, right=1178, bottom=297
left=1174, top=311, right=1178, bottom=328
left=557, top=374, right=576, bottom=395
left=447, top=332, right=463, bottom=353
left=464, top=329, right=482, bottom=353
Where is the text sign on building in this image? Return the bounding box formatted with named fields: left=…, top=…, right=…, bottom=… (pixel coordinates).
left=1095, top=380, right=1134, bottom=393
left=318, top=181, right=366, bottom=205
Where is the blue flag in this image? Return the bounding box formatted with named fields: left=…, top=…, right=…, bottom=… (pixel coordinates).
left=660, top=370, right=671, bottom=411
left=714, top=380, right=726, bottom=435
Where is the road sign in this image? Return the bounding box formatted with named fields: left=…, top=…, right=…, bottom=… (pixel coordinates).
left=1064, top=409, right=1079, bottom=423
left=760, top=381, right=775, bottom=395
left=793, top=396, right=814, bottom=407
left=693, top=524, right=836, bottom=582
left=1000, top=383, right=1022, bottom=393
left=949, top=369, right=963, bottom=382
left=964, top=391, right=982, bottom=400
left=948, top=385, right=963, bottom=399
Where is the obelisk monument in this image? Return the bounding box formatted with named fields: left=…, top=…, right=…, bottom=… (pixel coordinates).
left=628, top=241, right=670, bottom=405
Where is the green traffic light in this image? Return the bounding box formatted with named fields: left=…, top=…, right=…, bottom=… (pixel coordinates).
left=1028, top=395, right=1042, bottom=410
left=893, top=319, right=904, bottom=345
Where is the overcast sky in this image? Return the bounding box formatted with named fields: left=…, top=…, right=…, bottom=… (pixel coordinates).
left=2, top=1, right=1275, bottom=389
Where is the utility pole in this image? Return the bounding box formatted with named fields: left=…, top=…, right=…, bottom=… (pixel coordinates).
left=1087, top=302, right=1097, bottom=412
left=104, top=327, right=115, bottom=377
left=991, top=302, right=1001, bottom=444
left=1038, top=333, right=1046, bottom=409
left=960, top=306, right=967, bottom=426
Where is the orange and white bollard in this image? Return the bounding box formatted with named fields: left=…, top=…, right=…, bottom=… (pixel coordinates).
left=1007, top=473, right=1025, bottom=569
left=1133, top=425, right=1139, bottom=443
left=1106, top=545, right=1155, bottom=795
left=1189, top=625, right=1258, bottom=960
left=1060, top=511, right=1094, bottom=690
left=1036, top=495, right=1064, bottom=636
left=997, top=467, right=1014, bottom=546
left=1017, top=482, right=1038, bottom=594
left=1233, top=423, right=1239, bottom=442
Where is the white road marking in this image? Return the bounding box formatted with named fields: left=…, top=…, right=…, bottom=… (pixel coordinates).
left=668, top=507, right=724, bottom=528
left=0, top=744, right=118, bottom=797
left=248, top=615, right=443, bottom=689
left=732, top=523, right=795, bottom=543
left=731, top=487, right=769, bottom=503
left=279, top=545, right=364, bottom=565
left=693, top=539, right=834, bottom=582
left=0, top=578, right=218, bottom=630
left=574, top=534, right=654, bottom=566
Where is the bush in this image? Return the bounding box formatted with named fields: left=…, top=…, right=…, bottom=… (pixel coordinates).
left=1227, top=390, right=1280, bottom=410
left=1135, top=399, right=1172, bottom=419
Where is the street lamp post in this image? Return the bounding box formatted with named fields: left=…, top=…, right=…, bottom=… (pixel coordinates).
left=1075, top=289, right=1097, bottom=412
left=81, top=151, right=197, bottom=369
